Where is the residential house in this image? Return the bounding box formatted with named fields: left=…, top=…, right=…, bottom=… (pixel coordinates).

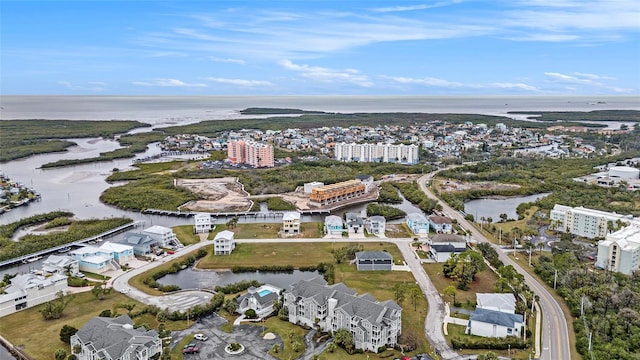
left=42, top=255, right=79, bottom=275
left=99, top=242, right=135, bottom=265
left=284, top=277, right=402, bottom=352
left=214, top=230, right=235, bottom=255
left=365, top=216, right=386, bottom=236
left=143, top=225, right=177, bottom=247
left=194, top=213, right=212, bottom=234
left=346, top=212, right=364, bottom=234
left=406, top=213, right=430, bottom=235
left=121, top=232, right=158, bottom=255
left=428, top=234, right=467, bottom=262
left=282, top=212, right=301, bottom=234
left=324, top=215, right=344, bottom=236
left=69, top=247, right=118, bottom=274
left=236, top=284, right=282, bottom=318
left=0, top=273, right=68, bottom=317
left=429, top=215, right=453, bottom=234
left=70, top=315, right=162, bottom=360
left=467, top=308, right=524, bottom=338
left=355, top=251, right=393, bottom=271
left=467, top=293, right=522, bottom=338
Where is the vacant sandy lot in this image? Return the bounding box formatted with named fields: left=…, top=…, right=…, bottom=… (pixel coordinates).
left=435, top=179, right=521, bottom=193
left=177, top=178, right=253, bottom=212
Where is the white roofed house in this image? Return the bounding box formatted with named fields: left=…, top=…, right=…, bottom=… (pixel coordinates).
left=193, top=213, right=212, bottom=234
left=71, top=315, right=162, bottom=360
left=69, top=246, right=118, bottom=275
left=99, top=242, right=134, bottom=265
left=0, top=273, right=68, bottom=317
left=346, top=212, right=364, bottom=234
left=324, top=215, right=344, bottom=236
left=365, top=216, right=386, bottom=236
left=214, top=230, right=235, bottom=255
left=42, top=255, right=79, bottom=275
left=282, top=211, right=301, bottom=234
left=143, top=225, right=179, bottom=248
left=406, top=213, right=430, bottom=235
left=236, top=284, right=282, bottom=318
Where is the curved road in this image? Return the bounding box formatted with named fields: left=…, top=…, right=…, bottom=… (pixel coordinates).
left=419, top=173, right=571, bottom=360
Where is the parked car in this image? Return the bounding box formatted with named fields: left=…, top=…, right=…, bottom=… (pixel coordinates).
left=183, top=346, right=199, bottom=354
left=194, top=334, right=208, bottom=341
left=183, top=343, right=196, bottom=350
left=119, top=288, right=130, bottom=294
left=73, top=273, right=85, bottom=278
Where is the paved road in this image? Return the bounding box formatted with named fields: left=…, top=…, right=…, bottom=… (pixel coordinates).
left=419, top=173, right=571, bottom=360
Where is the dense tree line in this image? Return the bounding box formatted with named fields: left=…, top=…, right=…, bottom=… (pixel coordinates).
left=378, top=182, right=403, bottom=204
left=534, top=253, right=640, bottom=359
left=366, top=203, right=406, bottom=220
left=0, top=216, right=131, bottom=261
left=392, top=181, right=439, bottom=214
left=100, top=175, right=198, bottom=211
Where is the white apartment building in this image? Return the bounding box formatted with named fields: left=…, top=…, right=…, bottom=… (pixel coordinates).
left=550, top=204, right=634, bottom=239
left=214, top=230, right=235, bottom=255
left=334, top=142, right=419, bottom=165
left=596, top=222, right=640, bottom=275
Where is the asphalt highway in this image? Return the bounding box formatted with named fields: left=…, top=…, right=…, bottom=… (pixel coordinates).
left=418, top=173, right=571, bottom=360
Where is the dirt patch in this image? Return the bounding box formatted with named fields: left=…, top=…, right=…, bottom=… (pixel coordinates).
left=177, top=178, right=252, bottom=212
left=435, top=179, right=521, bottom=193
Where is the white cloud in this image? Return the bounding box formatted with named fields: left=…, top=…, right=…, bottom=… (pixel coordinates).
left=132, top=78, right=207, bottom=87
left=209, top=56, right=246, bottom=64
left=280, top=60, right=373, bottom=87
left=58, top=81, right=106, bottom=92
left=385, top=76, right=539, bottom=91
left=544, top=71, right=633, bottom=93
left=205, top=77, right=272, bottom=86
left=572, top=72, right=615, bottom=80
left=373, top=1, right=463, bottom=13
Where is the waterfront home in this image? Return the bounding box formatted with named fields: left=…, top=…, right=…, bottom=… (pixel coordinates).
left=193, top=213, right=212, bottom=234
left=71, top=315, right=162, bottom=360
left=214, top=230, right=235, bottom=255
left=122, top=232, right=158, bottom=255
left=355, top=251, right=392, bottom=271
left=282, top=211, right=301, bottom=234
left=99, top=242, right=135, bottom=265
left=406, top=213, right=430, bottom=235
left=69, top=247, right=118, bottom=274
left=0, top=273, right=68, bottom=317
left=324, top=215, right=344, bottom=236
left=236, top=284, right=282, bottom=318
left=42, top=255, right=79, bottom=275
left=346, top=212, right=364, bottom=234
left=143, top=225, right=178, bottom=247
left=284, top=277, right=402, bottom=352
left=365, top=215, right=386, bottom=236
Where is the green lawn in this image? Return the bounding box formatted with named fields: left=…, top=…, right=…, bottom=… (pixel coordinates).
left=173, top=224, right=201, bottom=245
left=446, top=324, right=534, bottom=360
left=249, top=317, right=307, bottom=360
left=0, top=291, right=189, bottom=360
left=423, top=263, right=499, bottom=310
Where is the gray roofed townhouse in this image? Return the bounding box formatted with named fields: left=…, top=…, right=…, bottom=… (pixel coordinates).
left=284, top=277, right=401, bottom=352
left=355, top=251, right=393, bottom=271
left=70, top=315, right=162, bottom=360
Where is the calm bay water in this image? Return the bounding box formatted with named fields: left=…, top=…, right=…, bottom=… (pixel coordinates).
left=464, top=193, right=550, bottom=223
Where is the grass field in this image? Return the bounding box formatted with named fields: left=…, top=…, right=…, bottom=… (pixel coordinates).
left=250, top=317, right=307, bottom=360
left=423, top=263, right=499, bottom=310
left=0, top=291, right=189, bottom=360
left=447, top=324, right=533, bottom=360
left=173, top=224, right=201, bottom=246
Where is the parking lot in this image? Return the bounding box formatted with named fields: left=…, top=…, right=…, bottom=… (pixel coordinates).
left=170, top=314, right=281, bottom=359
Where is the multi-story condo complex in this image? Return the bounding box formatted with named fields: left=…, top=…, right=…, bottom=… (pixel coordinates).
left=549, top=204, right=634, bottom=239
left=596, top=222, right=640, bottom=275
left=284, top=277, right=402, bottom=352
left=0, top=273, right=68, bottom=317
left=308, top=180, right=366, bottom=207
left=334, top=142, right=419, bottom=165
left=227, top=140, right=274, bottom=167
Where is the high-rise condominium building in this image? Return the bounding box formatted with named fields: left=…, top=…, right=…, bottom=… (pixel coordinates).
left=334, top=142, right=419, bottom=164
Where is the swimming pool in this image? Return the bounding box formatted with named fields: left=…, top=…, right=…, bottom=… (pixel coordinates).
left=258, top=289, right=272, bottom=297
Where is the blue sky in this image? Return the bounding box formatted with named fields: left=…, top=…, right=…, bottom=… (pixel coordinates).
left=2, top=0, right=639, bottom=95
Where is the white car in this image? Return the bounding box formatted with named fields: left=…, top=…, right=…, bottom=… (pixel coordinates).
left=119, top=288, right=130, bottom=294
left=194, top=334, right=208, bottom=341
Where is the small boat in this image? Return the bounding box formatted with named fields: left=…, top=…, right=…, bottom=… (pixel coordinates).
left=26, top=256, right=42, bottom=263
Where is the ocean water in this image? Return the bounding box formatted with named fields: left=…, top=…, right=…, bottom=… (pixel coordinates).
left=1, top=95, right=639, bottom=126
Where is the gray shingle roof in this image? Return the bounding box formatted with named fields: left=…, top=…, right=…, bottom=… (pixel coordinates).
left=355, top=251, right=392, bottom=261
left=75, top=315, right=159, bottom=359
left=470, top=308, right=523, bottom=328
left=431, top=244, right=466, bottom=253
